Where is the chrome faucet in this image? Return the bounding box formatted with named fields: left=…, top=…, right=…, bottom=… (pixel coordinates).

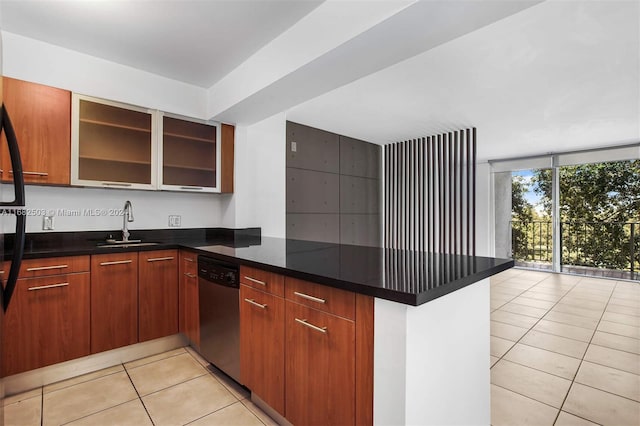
left=122, top=200, right=134, bottom=242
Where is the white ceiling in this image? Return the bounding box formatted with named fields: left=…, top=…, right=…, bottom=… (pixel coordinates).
left=2, top=0, right=637, bottom=161
left=288, top=0, right=640, bottom=161
left=0, top=0, right=321, bottom=87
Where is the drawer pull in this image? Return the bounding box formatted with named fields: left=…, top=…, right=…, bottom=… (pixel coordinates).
left=28, top=282, right=69, bottom=291
left=293, top=291, right=326, bottom=304
left=147, top=256, right=174, bottom=262
left=184, top=272, right=197, bottom=278
left=244, top=298, right=267, bottom=309
left=244, top=276, right=266, bottom=286
left=10, top=170, right=49, bottom=177
left=180, top=186, right=203, bottom=190
left=100, top=260, right=133, bottom=266
left=26, top=264, right=69, bottom=272
left=184, top=257, right=195, bottom=262
left=102, top=182, right=132, bottom=187
left=295, top=318, right=327, bottom=333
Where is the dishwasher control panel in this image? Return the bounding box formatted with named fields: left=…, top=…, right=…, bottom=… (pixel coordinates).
left=198, top=256, right=239, bottom=288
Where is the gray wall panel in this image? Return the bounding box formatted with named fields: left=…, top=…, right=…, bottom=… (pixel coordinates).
left=287, top=167, right=339, bottom=213
left=287, top=213, right=340, bottom=244
left=287, top=121, right=340, bottom=173
left=340, top=136, right=381, bottom=178
left=340, top=175, right=380, bottom=214
left=340, top=214, right=381, bottom=247
left=286, top=121, right=381, bottom=247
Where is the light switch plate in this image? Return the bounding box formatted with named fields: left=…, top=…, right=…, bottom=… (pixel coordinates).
left=43, top=215, right=55, bottom=230
left=168, top=215, right=181, bottom=227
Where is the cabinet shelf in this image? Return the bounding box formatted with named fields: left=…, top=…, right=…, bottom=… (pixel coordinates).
left=164, top=132, right=215, bottom=143
left=80, top=118, right=151, bottom=134
left=164, top=163, right=215, bottom=172
left=79, top=155, right=151, bottom=166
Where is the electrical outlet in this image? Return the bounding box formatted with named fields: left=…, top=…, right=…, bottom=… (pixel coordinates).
left=43, top=215, right=55, bottom=230
left=168, top=215, right=181, bottom=227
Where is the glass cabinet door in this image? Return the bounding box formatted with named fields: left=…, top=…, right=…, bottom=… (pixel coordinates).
left=160, top=115, right=218, bottom=191
left=72, top=95, right=155, bottom=189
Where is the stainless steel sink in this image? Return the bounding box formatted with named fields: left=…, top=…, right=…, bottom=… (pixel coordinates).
left=97, top=242, right=161, bottom=248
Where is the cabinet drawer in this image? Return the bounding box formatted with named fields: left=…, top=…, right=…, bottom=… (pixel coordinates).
left=240, top=266, right=284, bottom=297
left=19, top=256, right=90, bottom=278
left=180, top=250, right=197, bottom=275
left=285, top=277, right=355, bottom=320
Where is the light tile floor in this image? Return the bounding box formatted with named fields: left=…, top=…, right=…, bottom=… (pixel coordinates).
left=490, top=269, right=640, bottom=426
left=3, top=346, right=277, bottom=426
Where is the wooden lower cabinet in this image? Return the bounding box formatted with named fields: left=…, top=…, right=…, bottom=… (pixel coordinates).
left=139, top=250, right=179, bottom=342
left=179, top=250, right=199, bottom=346
left=91, top=253, right=139, bottom=353
left=240, top=284, right=285, bottom=415
left=2, top=272, right=90, bottom=376
left=285, top=300, right=356, bottom=426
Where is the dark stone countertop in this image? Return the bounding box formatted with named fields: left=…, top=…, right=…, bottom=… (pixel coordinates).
left=4, top=228, right=513, bottom=306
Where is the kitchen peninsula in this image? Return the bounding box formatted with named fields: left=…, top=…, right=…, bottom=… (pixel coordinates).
left=3, top=228, right=512, bottom=425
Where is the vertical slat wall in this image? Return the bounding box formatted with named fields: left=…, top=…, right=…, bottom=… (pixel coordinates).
left=384, top=128, right=476, bottom=255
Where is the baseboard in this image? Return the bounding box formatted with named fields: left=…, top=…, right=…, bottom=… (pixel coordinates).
left=3, top=334, right=187, bottom=396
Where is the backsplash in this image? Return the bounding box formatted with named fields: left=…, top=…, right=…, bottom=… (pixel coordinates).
left=1, top=184, right=233, bottom=233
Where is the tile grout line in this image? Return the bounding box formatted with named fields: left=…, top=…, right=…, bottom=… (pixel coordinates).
left=42, top=368, right=124, bottom=396
left=552, top=280, right=618, bottom=425
left=57, top=398, right=142, bottom=426
left=123, top=363, right=156, bottom=426
left=184, top=347, right=270, bottom=425
left=125, top=349, right=188, bottom=371
left=492, top=275, right=583, bottom=366
left=239, top=399, right=270, bottom=426
left=181, top=400, right=247, bottom=426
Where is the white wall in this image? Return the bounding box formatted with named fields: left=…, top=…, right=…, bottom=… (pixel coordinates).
left=2, top=32, right=207, bottom=118
left=1, top=32, right=242, bottom=233
left=233, top=113, right=286, bottom=238
left=476, top=162, right=493, bottom=257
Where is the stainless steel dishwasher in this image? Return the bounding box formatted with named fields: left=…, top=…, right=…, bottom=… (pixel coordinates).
left=197, top=256, right=241, bottom=383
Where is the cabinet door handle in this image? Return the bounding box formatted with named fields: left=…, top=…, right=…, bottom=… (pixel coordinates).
left=184, top=257, right=194, bottom=262
left=147, top=256, right=174, bottom=262
left=293, top=291, right=326, bottom=304
left=244, top=276, right=266, bottom=286
left=295, top=318, right=327, bottom=333
left=26, top=264, right=69, bottom=272
left=180, top=186, right=203, bottom=190
left=100, top=260, right=133, bottom=266
left=102, top=182, right=132, bottom=187
left=184, top=272, right=196, bottom=278
left=10, top=170, right=49, bottom=177
left=28, top=282, right=69, bottom=291
left=244, top=298, right=267, bottom=309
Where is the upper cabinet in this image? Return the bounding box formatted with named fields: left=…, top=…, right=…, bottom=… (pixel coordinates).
left=1, top=77, right=71, bottom=185
left=71, top=94, right=157, bottom=190
left=71, top=94, right=234, bottom=193
left=159, top=114, right=218, bottom=192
